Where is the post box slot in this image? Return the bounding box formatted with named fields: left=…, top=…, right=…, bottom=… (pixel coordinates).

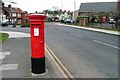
left=31, top=24, right=41, bottom=27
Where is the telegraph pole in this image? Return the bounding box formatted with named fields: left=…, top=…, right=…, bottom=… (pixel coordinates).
left=73, top=0, right=76, bottom=20
left=61, top=0, right=63, bottom=10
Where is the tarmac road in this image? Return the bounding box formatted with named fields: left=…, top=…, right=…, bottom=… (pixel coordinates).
left=45, top=23, right=118, bottom=78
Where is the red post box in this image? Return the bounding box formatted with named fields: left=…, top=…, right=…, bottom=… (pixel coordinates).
left=102, top=17, right=106, bottom=23
left=28, top=14, right=46, bottom=74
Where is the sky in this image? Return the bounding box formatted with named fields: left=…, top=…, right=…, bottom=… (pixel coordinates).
left=3, top=0, right=117, bottom=13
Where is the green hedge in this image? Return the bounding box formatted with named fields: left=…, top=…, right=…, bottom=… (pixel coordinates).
left=21, top=23, right=30, bottom=27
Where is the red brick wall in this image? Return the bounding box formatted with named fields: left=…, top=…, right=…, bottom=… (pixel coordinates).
left=21, top=13, right=26, bottom=23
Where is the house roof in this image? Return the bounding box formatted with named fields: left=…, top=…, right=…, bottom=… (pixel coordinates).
left=12, top=7, right=22, bottom=13
left=4, top=7, right=16, bottom=13
left=79, top=2, right=117, bottom=13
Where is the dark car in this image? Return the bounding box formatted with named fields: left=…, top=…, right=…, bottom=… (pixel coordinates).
left=64, top=19, right=73, bottom=23
left=1, top=21, right=9, bottom=27
left=64, top=19, right=76, bottom=24
left=2, top=22, right=8, bottom=27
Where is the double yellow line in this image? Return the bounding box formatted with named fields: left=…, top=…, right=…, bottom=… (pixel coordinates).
left=45, top=43, right=75, bottom=80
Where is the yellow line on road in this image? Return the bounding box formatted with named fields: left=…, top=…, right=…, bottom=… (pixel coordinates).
left=45, top=43, right=75, bottom=79
left=45, top=47, right=68, bottom=78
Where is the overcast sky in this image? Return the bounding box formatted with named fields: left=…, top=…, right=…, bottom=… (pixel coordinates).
left=3, top=0, right=117, bottom=13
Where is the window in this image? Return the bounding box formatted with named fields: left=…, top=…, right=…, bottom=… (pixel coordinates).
left=18, top=14, right=21, bottom=17
left=12, top=13, right=16, bottom=17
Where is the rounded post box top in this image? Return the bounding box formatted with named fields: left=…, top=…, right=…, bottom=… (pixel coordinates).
left=28, top=14, right=46, bottom=19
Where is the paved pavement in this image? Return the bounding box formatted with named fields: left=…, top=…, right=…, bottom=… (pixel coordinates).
left=0, top=31, right=66, bottom=79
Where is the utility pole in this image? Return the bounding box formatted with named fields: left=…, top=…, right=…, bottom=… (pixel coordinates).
left=61, top=0, right=63, bottom=10
left=73, top=0, right=76, bottom=20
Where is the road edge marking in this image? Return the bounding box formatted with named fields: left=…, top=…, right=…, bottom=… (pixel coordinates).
left=45, top=47, right=68, bottom=78
left=45, top=43, right=74, bottom=79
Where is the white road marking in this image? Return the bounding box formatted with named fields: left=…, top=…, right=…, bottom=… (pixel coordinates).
left=93, top=40, right=120, bottom=49
left=0, top=64, right=18, bottom=70
left=71, top=33, right=83, bottom=38
left=0, top=52, right=11, bottom=59
left=45, top=43, right=74, bottom=79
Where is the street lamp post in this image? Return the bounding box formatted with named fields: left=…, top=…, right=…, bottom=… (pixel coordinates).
left=73, top=0, right=76, bottom=20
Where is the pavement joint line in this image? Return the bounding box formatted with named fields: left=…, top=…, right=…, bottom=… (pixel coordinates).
left=93, top=40, right=120, bottom=49
left=45, top=43, right=75, bottom=79
left=0, top=52, right=11, bottom=60
left=0, top=64, right=18, bottom=70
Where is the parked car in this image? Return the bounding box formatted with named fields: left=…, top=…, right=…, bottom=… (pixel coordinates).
left=1, top=21, right=9, bottom=27
left=109, top=18, right=116, bottom=24
left=54, top=19, right=60, bottom=22
left=54, top=17, right=60, bottom=22
left=64, top=19, right=74, bottom=23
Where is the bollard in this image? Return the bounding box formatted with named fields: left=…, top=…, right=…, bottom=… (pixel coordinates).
left=28, top=14, right=46, bottom=74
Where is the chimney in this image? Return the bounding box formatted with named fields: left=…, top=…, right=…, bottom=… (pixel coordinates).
left=2, top=3, right=4, bottom=7
left=8, top=4, right=11, bottom=8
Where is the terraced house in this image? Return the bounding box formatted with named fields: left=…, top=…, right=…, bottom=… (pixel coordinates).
left=1, top=0, right=28, bottom=25
left=0, top=0, right=5, bottom=23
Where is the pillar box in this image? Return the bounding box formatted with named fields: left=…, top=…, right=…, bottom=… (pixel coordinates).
left=28, top=14, right=46, bottom=74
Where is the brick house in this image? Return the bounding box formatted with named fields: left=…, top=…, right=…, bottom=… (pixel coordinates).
left=21, top=11, right=29, bottom=24
left=2, top=1, right=28, bottom=24
left=78, top=2, right=117, bottom=23
left=2, top=4, right=16, bottom=23
left=43, top=9, right=73, bottom=21
left=12, top=7, right=23, bottom=24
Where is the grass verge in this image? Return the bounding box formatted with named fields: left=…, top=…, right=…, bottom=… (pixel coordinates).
left=0, top=33, right=9, bottom=43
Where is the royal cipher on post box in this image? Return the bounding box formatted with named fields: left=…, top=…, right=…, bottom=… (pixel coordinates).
left=28, top=14, right=46, bottom=74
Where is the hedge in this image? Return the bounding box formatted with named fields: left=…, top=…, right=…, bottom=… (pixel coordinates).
left=21, top=23, right=30, bottom=27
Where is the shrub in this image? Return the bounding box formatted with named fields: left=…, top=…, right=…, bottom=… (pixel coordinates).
left=21, top=23, right=30, bottom=27
left=117, top=22, right=120, bottom=27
